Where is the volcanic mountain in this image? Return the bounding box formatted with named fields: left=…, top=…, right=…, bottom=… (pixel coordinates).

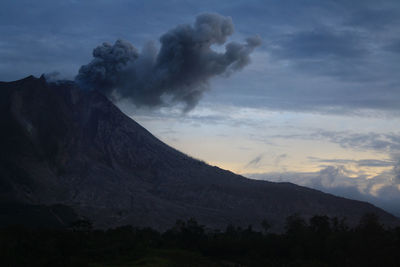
left=0, top=76, right=397, bottom=230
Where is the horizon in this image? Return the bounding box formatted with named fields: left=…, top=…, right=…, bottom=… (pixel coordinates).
left=2, top=0, right=400, bottom=217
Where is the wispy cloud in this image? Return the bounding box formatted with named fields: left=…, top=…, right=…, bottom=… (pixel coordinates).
left=245, top=154, right=263, bottom=169
left=271, top=27, right=367, bottom=60
left=308, top=157, right=395, bottom=168
left=270, top=130, right=400, bottom=153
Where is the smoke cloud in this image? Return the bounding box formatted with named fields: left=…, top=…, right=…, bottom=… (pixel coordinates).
left=75, top=13, right=261, bottom=111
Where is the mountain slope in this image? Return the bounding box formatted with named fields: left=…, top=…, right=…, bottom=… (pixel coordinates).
left=0, top=76, right=398, bottom=230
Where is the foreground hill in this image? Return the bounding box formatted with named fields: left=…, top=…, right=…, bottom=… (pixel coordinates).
left=0, top=76, right=397, bottom=230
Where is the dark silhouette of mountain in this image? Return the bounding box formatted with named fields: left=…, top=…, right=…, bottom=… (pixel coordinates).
left=0, top=76, right=398, bottom=230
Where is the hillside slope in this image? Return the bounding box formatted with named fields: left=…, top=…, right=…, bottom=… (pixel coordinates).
left=0, top=76, right=397, bottom=230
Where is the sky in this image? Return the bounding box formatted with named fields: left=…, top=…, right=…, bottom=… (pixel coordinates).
left=2, top=0, right=400, bottom=216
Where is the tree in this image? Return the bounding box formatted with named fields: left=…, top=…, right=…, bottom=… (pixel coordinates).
left=261, top=219, right=271, bottom=234
left=70, top=219, right=93, bottom=232
left=285, top=214, right=307, bottom=236
left=309, top=215, right=331, bottom=236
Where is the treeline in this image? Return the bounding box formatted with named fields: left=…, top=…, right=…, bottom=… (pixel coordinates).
left=1, top=213, right=400, bottom=266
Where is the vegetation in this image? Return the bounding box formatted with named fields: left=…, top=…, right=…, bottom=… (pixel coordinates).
left=1, top=213, right=400, bottom=266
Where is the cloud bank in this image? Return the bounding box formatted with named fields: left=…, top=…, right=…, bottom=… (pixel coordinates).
left=75, top=13, right=261, bottom=111
left=248, top=165, right=400, bottom=217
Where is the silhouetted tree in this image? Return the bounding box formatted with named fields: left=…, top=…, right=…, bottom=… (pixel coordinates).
left=261, top=219, right=271, bottom=234
left=2, top=212, right=400, bottom=266
left=70, top=219, right=93, bottom=232
left=309, top=215, right=331, bottom=236
left=357, top=213, right=383, bottom=235
left=285, top=213, right=307, bottom=236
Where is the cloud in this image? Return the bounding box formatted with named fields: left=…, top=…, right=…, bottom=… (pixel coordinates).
left=268, top=129, right=400, bottom=186
left=2, top=0, right=400, bottom=116
left=308, top=157, right=395, bottom=168
left=385, top=39, right=400, bottom=54
left=75, top=13, right=261, bottom=111
left=247, top=165, right=400, bottom=216
left=271, top=27, right=367, bottom=60
left=343, top=3, right=400, bottom=30
left=245, top=154, right=263, bottom=169
left=271, top=130, right=400, bottom=153
left=266, top=25, right=383, bottom=84
left=390, top=153, right=400, bottom=183
left=357, top=159, right=395, bottom=167
left=315, top=131, right=400, bottom=152
left=274, top=153, right=287, bottom=165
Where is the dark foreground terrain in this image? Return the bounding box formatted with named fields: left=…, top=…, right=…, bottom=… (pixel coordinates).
left=1, top=213, right=400, bottom=267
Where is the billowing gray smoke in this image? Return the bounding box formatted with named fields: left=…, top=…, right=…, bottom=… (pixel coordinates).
left=76, top=13, right=261, bottom=111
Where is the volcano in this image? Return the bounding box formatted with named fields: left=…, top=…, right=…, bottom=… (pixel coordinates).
left=0, top=76, right=397, bottom=230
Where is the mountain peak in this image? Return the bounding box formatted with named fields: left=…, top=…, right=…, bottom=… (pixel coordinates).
left=0, top=77, right=398, bottom=231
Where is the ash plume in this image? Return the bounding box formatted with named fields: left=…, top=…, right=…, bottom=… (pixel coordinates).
left=75, top=13, right=261, bottom=111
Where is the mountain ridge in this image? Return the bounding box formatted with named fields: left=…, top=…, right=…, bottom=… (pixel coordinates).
left=0, top=75, right=398, bottom=231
